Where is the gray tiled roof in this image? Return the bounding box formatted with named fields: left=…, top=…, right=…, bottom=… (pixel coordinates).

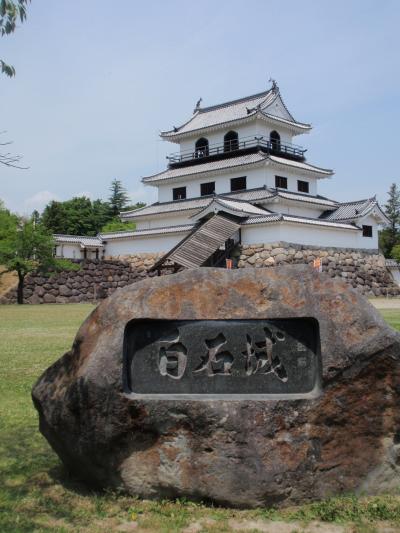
left=142, top=152, right=333, bottom=184
left=142, top=152, right=267, bottom=183
left=223, top=187, right=336, bottom=207
left=244, top=214, right=359, bottom=230
left=121, top=187, right=338, bottom=220
left=320, top=198, right=378, bottom=221
left=273, top=189, right=337, bottom=207
left=54, top=234, right=104, bottom=247
left=100, top=224, right=194, bottom=240
left=120, top=197, right=210, bottom=219
left=191, top=196, right=272, bottom=219
left=161, top=89, right=311, bottom=138
left=268, top=155, right=333, bottom=176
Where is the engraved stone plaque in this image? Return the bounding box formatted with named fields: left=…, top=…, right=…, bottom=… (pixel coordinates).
left=124, top=318, right=321, bottom=399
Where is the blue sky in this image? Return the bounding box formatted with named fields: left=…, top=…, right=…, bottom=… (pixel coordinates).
left=1, top=0, right=399, bottom=214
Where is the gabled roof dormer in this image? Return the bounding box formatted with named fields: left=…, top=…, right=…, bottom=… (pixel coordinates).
left=190, top=196, right=271, bottom=222
left=320, top=197, right=390, bottom=225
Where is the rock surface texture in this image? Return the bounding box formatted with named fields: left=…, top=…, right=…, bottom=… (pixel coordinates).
left=32, top=266, right=400, bottom=508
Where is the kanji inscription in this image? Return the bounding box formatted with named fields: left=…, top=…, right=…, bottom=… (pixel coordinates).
left=124, top=319, right=320, bottom=398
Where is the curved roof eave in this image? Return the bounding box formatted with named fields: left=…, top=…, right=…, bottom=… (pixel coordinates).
left=266, top=155, right=334, bottom=177
left=160, top=111, right=258, bottom=141
left=160, top=112, right=311, bottom=141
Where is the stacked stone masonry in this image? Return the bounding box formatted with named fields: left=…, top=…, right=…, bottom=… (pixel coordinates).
left=0, top=244, right=398, bottom=304
left=236, top=241, right=399, bottom=296
left=0, top=254, right=162, bottom=304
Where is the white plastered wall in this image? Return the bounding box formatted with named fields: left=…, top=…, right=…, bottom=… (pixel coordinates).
left=135, top=213, right=195, bottom=230
left=241, top=221, right=378, bottom=250
left=55, top=243, right=82, bottom=259
left=264, top=166, right=318, bottom=196
left=356, top=214, right=379, bottom=248
left=389, top=267, right=400, bottom=286
left=156, top=167, right=268, bottom=202
left=104, top=232, right=190, bottom=255
left=156, top=164, right=320, bottom=202
left=265, top=199, right=325, bottom=218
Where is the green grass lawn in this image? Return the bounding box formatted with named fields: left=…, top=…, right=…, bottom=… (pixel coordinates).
left=380, top=309, right=400, bottom=331
left=1, top=304, right=400, bottom=533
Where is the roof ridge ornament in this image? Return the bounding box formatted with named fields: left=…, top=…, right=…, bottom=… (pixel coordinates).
left=194, top=97, right=202, bottom=113
left=269, top=78, right=279, bottom=94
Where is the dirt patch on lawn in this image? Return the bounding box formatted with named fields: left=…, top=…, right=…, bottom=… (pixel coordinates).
left=369, top=297, right=400, bottom=309
left=0, top=267, right=17, bottom=297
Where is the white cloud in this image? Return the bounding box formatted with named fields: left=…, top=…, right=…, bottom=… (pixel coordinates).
left=23, top=190, right=59, bottom=213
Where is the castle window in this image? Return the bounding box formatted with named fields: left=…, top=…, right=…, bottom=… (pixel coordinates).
left=173, top=186, right=186, bottom=200
left=298, top=180, right=309, bottom=193
left=224, top=131, right=239, bottom=152
left=362, top=225, right=373, bottom=237
left=201, top=181, right=215, bottom=196
left=275, top=176, right=288, bottom=189
left=270, top=130, right=281, bottom=151
left=231, top=176, right=247, bottom=191
left=195, top=137, right=209, bottom=158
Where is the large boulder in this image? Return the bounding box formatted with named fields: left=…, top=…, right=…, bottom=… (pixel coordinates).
left=32, top=266, right=400, bottom=508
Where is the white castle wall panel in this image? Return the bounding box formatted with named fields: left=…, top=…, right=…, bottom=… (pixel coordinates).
left=241, top=223, right=378, bottom=249
left=105, top=233, right=189, bottom=256
left=135, top=214, right=193, bottom=230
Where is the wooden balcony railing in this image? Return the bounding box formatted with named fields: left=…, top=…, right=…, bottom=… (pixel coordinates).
left=167, top=136, right=306, bottom=167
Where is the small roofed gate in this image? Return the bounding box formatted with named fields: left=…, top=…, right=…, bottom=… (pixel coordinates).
left=152, top=214, right=241, bottom=272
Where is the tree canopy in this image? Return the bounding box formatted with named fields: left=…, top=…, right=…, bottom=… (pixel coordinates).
left=39, top=180, right=145, bottom=236
left=108, top=179, right=130, bottom=217
left=379, top=182, right=400, bottom=258
left=41, top=197, right=112, bottom=236
left=1, top=0, right=30, bottom=77
left=0, top=206, right=78, bottom=303
left=100, top=219, right=136, bottom=233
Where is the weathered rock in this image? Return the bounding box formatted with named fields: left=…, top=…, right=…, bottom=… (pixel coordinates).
left=43, top=293, right=56, bottom=303
left=32, top=266, right=400, bottom=508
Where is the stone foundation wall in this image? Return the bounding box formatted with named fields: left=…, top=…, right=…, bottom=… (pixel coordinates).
left=236, top=242, right=399, bottom=296
left=1, top=245, right=398, bottom=304
left=0, top=253, right=163, bottom=304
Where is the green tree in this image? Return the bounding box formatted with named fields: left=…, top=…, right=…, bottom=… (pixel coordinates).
left=63, top=197, right=98, bottom=236
left=92, top=199, right=113, bottom=231
left=0, top=215, right=78, bottom=304
left=31, top=209, right=40, bottom=225
left=0, top=198, right=17, bottom=238
left=41, top=201, right=68, bottom=234
left=42, top=197, right=113, bottom=236
left=108, top=179, right=130, bottom=217
left=392, top=244, right=400, bottom=263
left=1, top=0, right=30, bottom=77
left=380, top=183, right=400, bottom=257
left=101, top=219, right=136, bottom=233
